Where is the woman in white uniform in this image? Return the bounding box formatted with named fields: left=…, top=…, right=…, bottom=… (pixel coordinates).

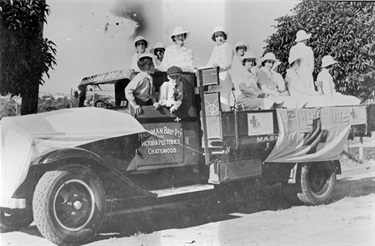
left=152, top=42, right=165, bottom=67
left=130, top=36, right=148, bottom=72
left=286, top=52, right=330, bottom=107
left=161, top=27, right=194, bottom=71
left=316, top=55, right=360, bottom=105
left=289, top=30, right=315, bottom=94
left=205, top=26, right=235, bottom=111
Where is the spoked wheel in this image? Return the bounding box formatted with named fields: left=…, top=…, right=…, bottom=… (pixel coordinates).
left=282, top=162, right=337, bottom=205
left=33, top=165, right=105, bottom=245
left=0, top=208, right=33, bottom=233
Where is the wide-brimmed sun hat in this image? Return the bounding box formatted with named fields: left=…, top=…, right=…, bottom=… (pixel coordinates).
left=170, top=27, right=190, bottom=40
left=134, top=36, right=148, bottom=47
left=211, top=25, right=228, bottom=40
left=235, top=41, right=248, bottom=50
left=153, top=42, right=165, bottom=50
left=321, top=55, right=337, bottom=68
left=241, top=51, right=257, bottom=62
left=295, top=30, right=311, bottom=42
left=259, top=52, right=278, bottom=65
left=167, top=66, right=183, bottom=76
left=151, top=42, right=165, bottom=55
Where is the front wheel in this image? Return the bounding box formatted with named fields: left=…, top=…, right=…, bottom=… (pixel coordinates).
left=33, top=165, right=105, bottom=245
left=282, top=162, right=337, bottom=205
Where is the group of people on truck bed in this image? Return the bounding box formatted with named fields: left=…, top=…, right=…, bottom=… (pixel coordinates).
left=125, top=26, right=360, bottom=115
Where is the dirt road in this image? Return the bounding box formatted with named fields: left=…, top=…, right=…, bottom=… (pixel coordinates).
left=1, top=158, right=374, bottom=245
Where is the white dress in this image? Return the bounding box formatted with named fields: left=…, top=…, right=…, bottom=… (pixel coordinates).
left=205, top=42, right=235, bottom=110
left=286, top=68, right=331, bottom=107
left=289, top=42, right=315, bottom=93
left=317, top=69, right=360, bottom=105
left=161, top=44, right=194, bottom=70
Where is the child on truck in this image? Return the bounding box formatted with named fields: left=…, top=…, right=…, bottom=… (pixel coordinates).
left=158, top=66, right=184, bottom=113
left=125, top=53, right=160, bottom=115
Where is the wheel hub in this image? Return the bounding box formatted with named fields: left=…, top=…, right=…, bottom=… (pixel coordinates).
left=73, top=200, right=83, bottom=210
left=53, top=179, right=96, bottom=231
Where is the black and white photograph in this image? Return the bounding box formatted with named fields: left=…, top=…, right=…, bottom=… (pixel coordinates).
left=0, top=0, right=374, bottom=245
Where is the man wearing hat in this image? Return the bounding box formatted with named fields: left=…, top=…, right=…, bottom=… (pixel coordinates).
left=316, top=55, right=359, bottom=105
left=161, top=27, right=194, bottom=71
left=289, top=30, right=315, bottom=90
left=131, top=36, right=149, bottom=72
left=158, top=66, right=184, bottom=113
left=125, top=53, right=160, bottom=115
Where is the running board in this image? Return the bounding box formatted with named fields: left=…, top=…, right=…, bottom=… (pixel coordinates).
left=150, top=184, right=215, bottom=198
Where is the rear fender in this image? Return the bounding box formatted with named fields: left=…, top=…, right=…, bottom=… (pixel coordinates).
left=286, top=160, right=341, bottom=184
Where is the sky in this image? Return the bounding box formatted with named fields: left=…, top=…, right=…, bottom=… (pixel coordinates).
left=41, top=0, right=300, bottom=94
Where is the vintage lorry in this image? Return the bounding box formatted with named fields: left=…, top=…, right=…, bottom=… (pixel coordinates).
left=1, top=68, right=374, bottom=245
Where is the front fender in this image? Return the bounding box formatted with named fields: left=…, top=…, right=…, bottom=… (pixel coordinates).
left=33, top=147, right=106, bottom=166
left=32, top=147, right=156, bottom=197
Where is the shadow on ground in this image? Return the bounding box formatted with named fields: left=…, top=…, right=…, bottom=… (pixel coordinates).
left=17, top=174, right=375, bottom=245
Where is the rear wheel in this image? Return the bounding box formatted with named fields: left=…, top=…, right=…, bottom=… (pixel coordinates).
left=0, top=208, right=33, bottom=233
left=33, top=165, right=105, bottom=245
left=282, top=162, right=336, bottom=205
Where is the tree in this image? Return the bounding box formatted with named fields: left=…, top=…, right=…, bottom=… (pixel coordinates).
left=264, top=1, right=375, bottom=100
left=0, top=0, right=56, bottom=115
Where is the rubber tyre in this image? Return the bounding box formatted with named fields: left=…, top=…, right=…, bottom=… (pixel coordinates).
left=0, top=208, right=33, bottom=233
left=283, top=162, right=336, bottom=205
left=33, top=165, right=105, bottom=245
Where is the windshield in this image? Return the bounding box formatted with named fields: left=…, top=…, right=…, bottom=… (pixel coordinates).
left=85, top=84, right=117, bottom=108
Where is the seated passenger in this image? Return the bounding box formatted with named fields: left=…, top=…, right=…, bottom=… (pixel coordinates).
left=258, top=53, right=289, bottom=97
left=159, top=66, right=184, bottom=113
left=272, top=61, right=287, bottom=94
left=286, top=53, right=330, bottom=107
left=316, top=55, right=360, bottom=105
left=234, top=41, right=248, bottom=58
left=258, top=53, right=303, bottom=108
left=125, top=53, right=160, bottom=115
left=236, top=52, right=281, bottom=110
left=130, top=36, right=148, bottom=72
left=152, top=42, right=165, bottom=67
left=161, top=27, right=194, bottom=71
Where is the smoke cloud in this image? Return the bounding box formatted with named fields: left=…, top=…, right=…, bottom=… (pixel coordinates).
left=109, top=0, right=163, bottom=37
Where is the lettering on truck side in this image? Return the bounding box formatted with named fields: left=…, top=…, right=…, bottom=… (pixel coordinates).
left=256, top=135, right=278, bottom=143
left=139, top=126, right=182, bottom=156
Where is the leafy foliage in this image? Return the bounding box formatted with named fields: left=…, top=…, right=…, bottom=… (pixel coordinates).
left=0, top=95, right=78, bottom=119
left=38, top=95, right=78, bottom=112
left=264, top=1, right=375, bottom=99
left=0, top=0, right=57, bottom=114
